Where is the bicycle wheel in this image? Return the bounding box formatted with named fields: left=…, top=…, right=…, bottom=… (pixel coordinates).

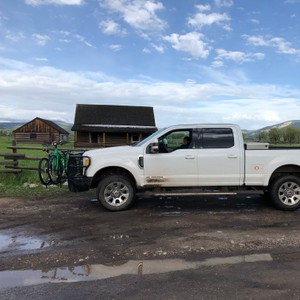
left=38, top=158, right=51, bottom=186
left=49, top=155, right=63, bottom=185
left=58, top=157, right=67, bottom=184
left=60, top=153, right=68, bottom=181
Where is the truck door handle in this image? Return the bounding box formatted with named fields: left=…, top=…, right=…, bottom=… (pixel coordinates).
left=185, top=155, right=195, bottom=160
left=228, top=154, right=238, bottom=159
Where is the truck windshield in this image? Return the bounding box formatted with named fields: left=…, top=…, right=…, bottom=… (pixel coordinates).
left=134, top=128, right=166, bottom=147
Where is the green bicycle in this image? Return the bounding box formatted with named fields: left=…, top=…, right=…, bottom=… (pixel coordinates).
left=38, top=141, right=69, bottom=186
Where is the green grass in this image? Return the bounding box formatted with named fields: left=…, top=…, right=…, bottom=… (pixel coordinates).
left=0, top=136, right=75, bottom=198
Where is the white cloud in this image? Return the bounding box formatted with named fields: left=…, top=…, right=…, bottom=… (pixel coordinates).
left=142, top=48, right=151, bottom=54
left=249, top=18, right=260, bottom=24
left=216, top=49, right=265, bottom=64
left=32, top=34, right=50, bottom=46
left=52, top=30, right=71, bottom=36
left=109, top=44, right=122, bottom=52
left=0, top=12, right=8, bottom=27
left=59, top=39, right=71, bottom=43
left=0, top=104, right=68, bottom=121
left=99, top=0, right=166, bottom=33
left=151, top=43, right=164, bottom=53
left=270, top=37, right=300, bottom=55
left=223, top=110, right=280, bottom=123
left=99, top=20, right=127, bottom=36
left=212, top=60, right=224, bottom=68
left=214, top=0, right=234, bottom=7
left=244, top=35, right=268, bottom=46
left=245, top=35, right=300, bottom=55
left=1, top=56, right=300, bottom=129
left=32, top=57, right=49, bottom=62
left=188, top=5, right=231, bottom=30
left=25, top=0, right=84, bottom=6
left=284, top=0, right=300, bottom=3
left=5, top=31, right=26, bottom=42
left=196, top=4, right=211, bottom=12
left=74, top=34, right=95, bottom=48
left=52, top=31, right=94, bottom=47
left=164, top=32, right=209, bottom=59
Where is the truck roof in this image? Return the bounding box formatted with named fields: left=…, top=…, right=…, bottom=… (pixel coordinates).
left=160, top=124, right=240, bottom=129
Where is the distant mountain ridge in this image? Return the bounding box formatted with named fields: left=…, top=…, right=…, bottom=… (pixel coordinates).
left=259, top=120, right=300, bottom=131
left=244, top=120, right=300, bottom=140
left=0, top=122, right=24, bottom=131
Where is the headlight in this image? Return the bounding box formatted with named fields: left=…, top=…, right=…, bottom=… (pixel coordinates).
left=83, top=156, right=90, bottom=169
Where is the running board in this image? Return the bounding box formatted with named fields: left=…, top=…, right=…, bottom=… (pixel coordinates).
left=149, top=192, right=237, bottom=197
left=143, top=188, right=264, bottom=197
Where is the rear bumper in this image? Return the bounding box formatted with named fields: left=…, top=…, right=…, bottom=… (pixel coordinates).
left=68, top=176, right=92, bottom=192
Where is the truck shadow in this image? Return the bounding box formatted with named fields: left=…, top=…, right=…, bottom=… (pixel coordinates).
left=133, top=194, right=275, bottom=214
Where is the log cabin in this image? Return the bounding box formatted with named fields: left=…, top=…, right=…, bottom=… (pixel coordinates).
left=72, top=104, right=157, bottom=148
left=13, top=117, right=69, bottom=144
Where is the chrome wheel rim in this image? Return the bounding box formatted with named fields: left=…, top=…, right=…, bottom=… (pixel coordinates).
left=104, top=181, right=129, bottom=207
left=278, top=181, right=300, bottom=206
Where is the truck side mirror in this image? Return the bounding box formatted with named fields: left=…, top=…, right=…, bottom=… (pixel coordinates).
left=149, top=143, right=159, bottom=154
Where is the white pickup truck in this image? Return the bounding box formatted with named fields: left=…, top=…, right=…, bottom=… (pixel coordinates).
left=67, top=124, right=300, bottom=211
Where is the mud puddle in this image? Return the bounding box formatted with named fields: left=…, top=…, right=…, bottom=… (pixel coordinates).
left=0, top=254, right=272, bottom=288
left=0, top=233, right=54, bottom=252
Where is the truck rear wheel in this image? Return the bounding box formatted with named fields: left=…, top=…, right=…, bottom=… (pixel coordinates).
left=270, top=175, right=300, bottom=211
left=97, top=174, right=136, bottom=211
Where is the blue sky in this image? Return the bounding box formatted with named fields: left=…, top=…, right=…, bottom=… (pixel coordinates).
left=1, top=0, right=300, bottom=129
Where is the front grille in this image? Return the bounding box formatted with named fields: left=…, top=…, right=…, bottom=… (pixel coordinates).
left=67, top=152, right=86, bottom=177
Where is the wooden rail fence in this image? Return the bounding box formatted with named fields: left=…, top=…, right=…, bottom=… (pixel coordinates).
left=0, top=141, right=45, bottom=174
left=0, top=141, right=84, bottom=174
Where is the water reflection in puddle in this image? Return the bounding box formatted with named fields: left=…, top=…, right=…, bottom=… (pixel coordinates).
left=0, top=254, right=272, bottom=288
left=0, top=233, right=52, bottom=252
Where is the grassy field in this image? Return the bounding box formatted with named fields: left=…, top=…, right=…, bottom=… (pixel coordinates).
left=0, top=136, right=74, bottom=198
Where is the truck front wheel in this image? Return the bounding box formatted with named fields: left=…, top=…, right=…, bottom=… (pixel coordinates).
left=97, top=174, right=136, bottom=211
left=270, top=175, right=300, bottom=211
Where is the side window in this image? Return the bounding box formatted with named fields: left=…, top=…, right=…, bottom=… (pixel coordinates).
left=202, top=128, right=234, bottom=149
left=158, top=130, right=192, bottom=153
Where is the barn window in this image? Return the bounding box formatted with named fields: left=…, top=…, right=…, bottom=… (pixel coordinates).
left=131, top=134, right=141, bottom=143
left=30, top=133, right=37, bottom=140
left=90, top=132, right=99, bottom=144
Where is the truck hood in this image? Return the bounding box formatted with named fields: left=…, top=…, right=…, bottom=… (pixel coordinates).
left=84, top=145, right=136, bottom=157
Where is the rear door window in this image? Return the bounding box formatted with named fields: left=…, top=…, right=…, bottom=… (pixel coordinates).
left=202, top=128, right=234, bottom=149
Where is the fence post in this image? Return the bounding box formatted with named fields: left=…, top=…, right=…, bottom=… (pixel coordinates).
left=12, top=140, right=17, bottom=154
left=12, top=140, right=18, bottom=169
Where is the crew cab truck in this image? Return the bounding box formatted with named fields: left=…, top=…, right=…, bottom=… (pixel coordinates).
left=67, top=124, right=300, bottom=211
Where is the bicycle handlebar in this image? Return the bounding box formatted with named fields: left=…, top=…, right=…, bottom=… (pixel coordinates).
left=42, top=140, right=65, bottom=147
left=42, top=140, right=65, bottom=153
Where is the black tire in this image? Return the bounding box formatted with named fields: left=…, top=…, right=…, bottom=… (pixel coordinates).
left=48, top=155, right=63, bottom=185
left=97, top=174, right=136, bottom=211
left=270, top=175, right=300, bottom=211
left=38, top=158, right=51, bottom=186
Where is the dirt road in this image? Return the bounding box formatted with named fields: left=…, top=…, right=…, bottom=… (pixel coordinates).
left=1, top=192, right=300, bottom=269
left=1, top=191, right=300, bottom=298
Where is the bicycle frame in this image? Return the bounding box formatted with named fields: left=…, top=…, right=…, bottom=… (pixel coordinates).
left=48, top=141, right=69, bottom=184
left=39, top=140, right=69, bottom=186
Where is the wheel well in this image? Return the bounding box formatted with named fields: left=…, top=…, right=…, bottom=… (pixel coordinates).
left=269, top=164, right=300, bottom=185
left=90, top=167, right=136, bottom=189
